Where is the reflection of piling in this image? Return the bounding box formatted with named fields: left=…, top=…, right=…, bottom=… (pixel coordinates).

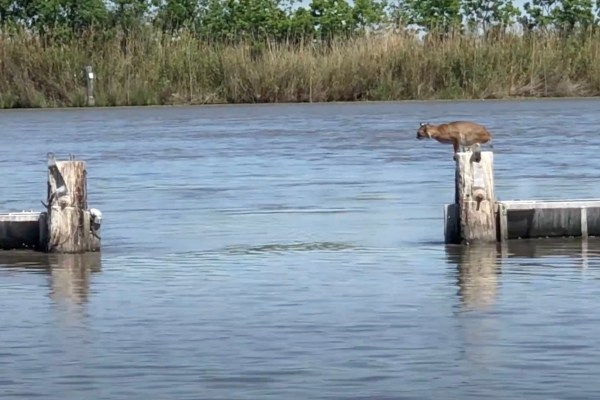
left=446, top=244, right=500, bottom=311
left=582, top=239, right=589, bottom=270
left=48, top=253, right=102, bottom=305
left=0, top=251, right=101, bottom=306
left=446, top=238, right=600, bottom=311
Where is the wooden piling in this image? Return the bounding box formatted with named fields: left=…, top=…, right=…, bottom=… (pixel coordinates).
left=84, top=66, right=95, bottom=106
left=443, top=148, right=600, bottom=244
left=46, top=153, right=100, bottom=253
left=454, top=147, right=497, bottom=244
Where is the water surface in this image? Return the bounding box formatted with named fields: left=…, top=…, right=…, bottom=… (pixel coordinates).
left=2, top=99, right=600, bottom=399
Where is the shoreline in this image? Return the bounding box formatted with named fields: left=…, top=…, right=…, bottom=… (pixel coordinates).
left=1, top=95, right=599, bottom=113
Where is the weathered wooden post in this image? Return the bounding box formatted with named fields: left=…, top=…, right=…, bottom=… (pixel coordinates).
left=45, top=153, right=101, bottom=253
left=84, top=65, right=95, bottom=106
left=453, top=145, right=497, bottom=244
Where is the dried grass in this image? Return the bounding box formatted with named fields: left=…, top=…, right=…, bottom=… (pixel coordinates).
left=1, top=28, right=599, bottom=108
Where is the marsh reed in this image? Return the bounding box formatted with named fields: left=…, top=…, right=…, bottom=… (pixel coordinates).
left=1, top=28, right=599, bottom=108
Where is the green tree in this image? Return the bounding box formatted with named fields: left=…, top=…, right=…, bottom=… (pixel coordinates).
left=288, top=6, right=316, bottom=40
left=11, top=0, right=107, bottom=36
left=0, top=0, right=15, bottom=26
left=109, top=0, right=149, bottom=33
left=462, top=0, right=521, bottom=33
left=352, top=0, right=388, bottom=32
left=391, top=0, right=461, bottom=34
left=67, top=0, right=108, bottom=32
left=524, top=0, right=594, bottom=33
left=198, top=0, right=289, bottom=41
left=555, top=0, right=595, bottom=31
left=154, top=0, right=199, bottom=33
left=309, top=0, right=354, bottom=39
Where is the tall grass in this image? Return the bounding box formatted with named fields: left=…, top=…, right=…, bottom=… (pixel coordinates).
left=1, top=28, right=600, bottom=108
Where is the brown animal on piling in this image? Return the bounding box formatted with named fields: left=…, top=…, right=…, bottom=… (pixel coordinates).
left=416, top=121, right=493, bottom=160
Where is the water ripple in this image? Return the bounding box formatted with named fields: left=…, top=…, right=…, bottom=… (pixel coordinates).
left=2, top=99, right=600, bottom=399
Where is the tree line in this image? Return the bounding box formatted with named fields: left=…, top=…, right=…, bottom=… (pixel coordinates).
left=0, top=0, right=598, bottom=42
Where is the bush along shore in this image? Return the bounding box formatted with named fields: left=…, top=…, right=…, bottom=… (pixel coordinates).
left=1, top=0, right=600, bottom=108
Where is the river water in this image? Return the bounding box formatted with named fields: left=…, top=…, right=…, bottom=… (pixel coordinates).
left=2, top=99, right=600, bottom=399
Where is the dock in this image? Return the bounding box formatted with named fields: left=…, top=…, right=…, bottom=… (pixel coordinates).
left=0, top=153, right=102, bottom=253
left=444, top=146, right=600, bottom=244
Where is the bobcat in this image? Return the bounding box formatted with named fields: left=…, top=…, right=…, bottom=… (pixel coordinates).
left=416, top=121, right=493, bottom=160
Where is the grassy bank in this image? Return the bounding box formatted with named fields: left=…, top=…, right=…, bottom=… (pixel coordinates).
left=1, top=29, right=600, bottom=108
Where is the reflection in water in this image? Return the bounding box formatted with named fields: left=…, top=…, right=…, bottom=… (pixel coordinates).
left=446, top=244, right=501, bottom=370
left=48, top=253, right=102, bottom=306
left=502, top=237, right=600, bottom=270
left=502, top=237, right=598, bottom=258
left=446, top=238, right=600, bottom=372
left=446, top=237, right=600, bottom=311
left=6, top=102, right=600, bottom=399
left=0, top=251, right=101, bottom=306
left=446, top=244, right=501, bottom=311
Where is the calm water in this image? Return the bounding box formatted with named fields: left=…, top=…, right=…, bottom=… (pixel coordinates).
left=2, top=99, right=600, bottom=399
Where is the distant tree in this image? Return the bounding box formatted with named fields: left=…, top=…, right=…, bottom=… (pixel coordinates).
left=309, top=0, right=354, bottom=39
left=198, top=0, right=289, bottom=42
left=288, top=6, right=316, bottom=41
left=523, top=0, right=594, bottom=33
left=0, top=0, right=16, bottom=26
left=109, top=0, right=149, bottom=33
left=390, top=0, right=461, bottom=35
left=554, top=0, right=595, bottom=32
left=10, top=0, right=107, bottom=36
left=154, top=0, right=199, bottom=33
left=352, top=0, right=388, bottom=33
left=462, top=0, right=521, bottom=33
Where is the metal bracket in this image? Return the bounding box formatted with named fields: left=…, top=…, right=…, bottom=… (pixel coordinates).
left=469, top=143, right=482, bottom=163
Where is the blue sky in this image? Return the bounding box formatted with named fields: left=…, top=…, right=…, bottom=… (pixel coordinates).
left=514, top=0, right=527, bottom=9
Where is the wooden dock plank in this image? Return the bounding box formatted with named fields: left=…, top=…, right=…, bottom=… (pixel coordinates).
left=585, top=208, right=600, bottom=236
left=496, top=200, right=600, bottom=240
left=500, top=199, right=600, bottom=210
left=0, top=212, right=42, bottom=222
